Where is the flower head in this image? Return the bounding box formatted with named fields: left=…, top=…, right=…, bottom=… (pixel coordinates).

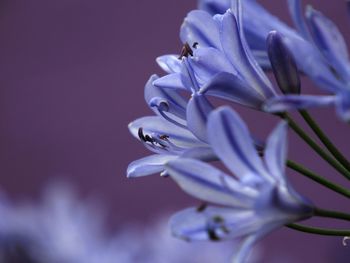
left=127, top=74, right=216, bottom=178
left=199, top=0, right=350, bottom=121
left=165, top=107, right=313, bottom=262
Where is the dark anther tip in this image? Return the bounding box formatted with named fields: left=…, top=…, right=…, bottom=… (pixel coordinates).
left=196, top=202, right=207, bottom=212
left=159, top=134, right=169, bottom=140
left=178, top=42, right=194, bottom=59
left=138, top=127, right=146, bottom=142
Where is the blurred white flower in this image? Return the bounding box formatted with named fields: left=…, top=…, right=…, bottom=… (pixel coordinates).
left=0, top=183, right=262, bottom=263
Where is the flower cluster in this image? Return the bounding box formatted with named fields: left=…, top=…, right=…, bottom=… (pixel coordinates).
left=128, top=0, right=350, bottom=262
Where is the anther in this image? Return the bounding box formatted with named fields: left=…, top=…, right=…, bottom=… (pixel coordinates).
left=138, top=128, right=154, bottom=143
left=159, top=134, right=169, bottom=140
left=138, top=128, right=147, bottom=142
left=192, top=42, right=199, bottom=49
left=196, top=202, right=208, bottom=212
left=207, top=228, right=221, bottom=241
left=178, top=42, right=194, bottom=59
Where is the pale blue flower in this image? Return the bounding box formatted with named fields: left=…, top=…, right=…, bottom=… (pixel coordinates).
left=199, top=0, right=350, bottom=120
left=165, top=106, right=313, bottom=263
left=127, top=74, right=216, bottom=178
left=128, top=0, right=274, bottom=178
left=156, top=2, right=277, bottom=112
left=127, top=73, right=263, bottom=178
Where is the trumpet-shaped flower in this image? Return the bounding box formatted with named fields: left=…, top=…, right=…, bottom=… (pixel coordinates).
left=198, top=0, right=350, bottom=121
left=155, top=1, right=277, bottom=112
left=127, top=75, right=216, bottom=178
left=165, top=107, right=314, bottom=263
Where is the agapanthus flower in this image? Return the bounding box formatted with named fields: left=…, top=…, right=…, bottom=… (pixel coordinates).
left=199, top=0, right=350, bottom=121
left=128, top=0, right=279, bottom=178
left=156, top=0, right=277, bottom=112
left=165, top=106, right=314, bottom=263
left=127, top=74, right=216, bottom=178
left=127, top=71, right=264, bottom=178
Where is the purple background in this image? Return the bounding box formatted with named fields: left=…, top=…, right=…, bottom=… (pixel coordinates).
left=0, top=0, right=349, bottom=262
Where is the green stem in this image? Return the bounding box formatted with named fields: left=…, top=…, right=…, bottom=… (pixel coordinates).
left=287, top=223, right=350, bottom=236
left=287, top=160, right=350, bottom=199
left=314, top=207, right=350, bottom=222
left=299, top=110, right=350, bottom=172
left=280, top=113, right=350, bottom=181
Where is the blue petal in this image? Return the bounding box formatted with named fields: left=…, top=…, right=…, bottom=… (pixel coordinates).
left=287, top=0, right=312, bottom=40
left=180, top=146, right=216, bottom=161
left=233, top=224, right=276, bottom=263
left=127, top=154, right=177, bottom=178
left=237, top=0, right=301, bottom=49
left=129, top=116, right=205, bottom=148
left=145, top=75, right=187, bottom=120
left=186, top=94, right=214, bottom=142
left=189, top=47, right=237, bottom=85
left=306, top=6, right=350, bottom=82
left=207, top=107, right=271, bottom=184
left=200, top=72, right=265, bottom=109
left=198, top=0, right=228, bottom=15
left=152, top=73, right=187, bottom=91
left=220, top=10, right=276, bottom=99
left=263, top=95, right=336, bottom=113
left=166, top=158, right=257, bottom=207
left=170, top=206, right=258, bottom=242
left=251, top=50, right=271, bottom=69
left=335, top=91, right=350, bottom=122
left=156, top=55, right=183, bottom=73
left=180, top=10, right=221, bottom=49
left=264, top=122, right=288, bottom=183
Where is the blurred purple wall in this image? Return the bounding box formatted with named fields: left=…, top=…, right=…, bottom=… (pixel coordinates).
left=0, top=0, right=349, bottom=262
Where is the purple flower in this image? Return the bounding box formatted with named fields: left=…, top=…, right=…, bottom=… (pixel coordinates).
left=165, top=107, right=313, bottom=263
left=127, top=74, right=217, bottom=178
left=199, top=0, right=350, bottom=121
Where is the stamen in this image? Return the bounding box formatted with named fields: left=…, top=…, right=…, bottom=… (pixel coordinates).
left=196, top=202, right=208, bottom=212
left=159, top=134, right=170, bottom=140
left=192, top=42, right=199, bottom=49
left=178, top=42, right=194, bottom=59
left=138, top=127, right=171, bottom=150
left=207, top=228, right=221, bottom=241
left=138, top=127, right=147, bottom=142
left=138, top=128, right=155, bottom=144
left=212, top=215, right=224, bottom=223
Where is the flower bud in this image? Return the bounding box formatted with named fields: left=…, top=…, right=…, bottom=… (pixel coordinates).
left=267, top=31, right=301, bottom=94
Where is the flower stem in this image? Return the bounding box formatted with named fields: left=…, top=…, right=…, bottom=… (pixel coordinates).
left=299, top=110, right=350, bottom=172
left=287, top=160, right=350, bottom=199
left=314, top=207, right=350, bottom=222
left=280, top=113, right=350, bottom=181
left=286, top=223, right=350, bottom=236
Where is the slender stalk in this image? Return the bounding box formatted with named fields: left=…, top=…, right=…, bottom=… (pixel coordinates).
left=287, top=160, right=350, bottom=199
left=314, top=207, right=350, bottom=222
left=287, top=223, right=350, bottom=236
left=280, top=113, right=350, bottom=180
left=299, top=110, right=350, bottom=172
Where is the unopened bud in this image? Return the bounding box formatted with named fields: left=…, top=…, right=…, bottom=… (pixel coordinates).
left=267, top=31, right=301, bottom=94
